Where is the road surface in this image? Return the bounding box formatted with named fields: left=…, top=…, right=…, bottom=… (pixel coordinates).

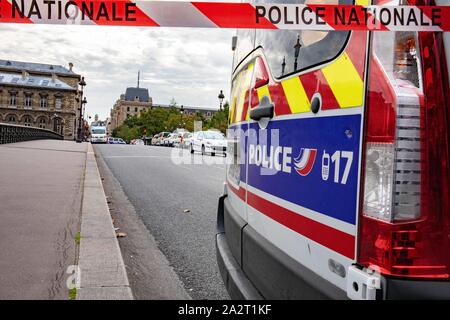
left=94, top=144, right=229, bottom=300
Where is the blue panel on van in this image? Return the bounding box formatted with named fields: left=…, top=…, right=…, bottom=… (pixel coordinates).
left=247, top=114, right=362, bottom=225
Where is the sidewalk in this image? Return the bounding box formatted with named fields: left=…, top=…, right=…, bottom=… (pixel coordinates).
left=77, top=143, right=132, bottom=300
left=0, top=140, right=87, bottom=299
left=0, top=140, right=132, bottom=300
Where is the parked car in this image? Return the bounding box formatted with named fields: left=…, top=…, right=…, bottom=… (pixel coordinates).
left=168, top=133, right=181, bottom=147
left=176, top=132, right=192, bottom=148
left=191, top=131, right=227, bottom=156
left=157, top=132, right=171, bottom=146
left=162, top=133, right=178, bottom=147
left=151, top=134, right=160, bottom=145
left=107, top=137, right=126, bottom=145
left=131, top=139, right=144, bottom=145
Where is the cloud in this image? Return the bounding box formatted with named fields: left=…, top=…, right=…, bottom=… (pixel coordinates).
left=0, top=24, right=235, bottom=119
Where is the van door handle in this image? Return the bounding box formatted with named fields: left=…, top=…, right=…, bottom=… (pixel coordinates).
left=250, top=96, right=274, bottom=121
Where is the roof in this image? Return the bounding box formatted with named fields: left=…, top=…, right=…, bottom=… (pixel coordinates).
left=152, top=103, right=218, bottom=112
left=0, top=72, right=76, bottom=91
left=124, top=87, right=150, bottom=102
left=0, top=59, right=77, bottom=77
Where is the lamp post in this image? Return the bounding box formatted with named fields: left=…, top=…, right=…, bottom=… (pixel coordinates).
left=218, top=90, right=225, bottom=111
left=180, top=105, right=184, bottom=126
left=81, top=97, right=87, bottom=141
left=281, top=56, right=286, bottom=75
left=76, top=76, right=86, bottom=143
left=294, top=36, right=302, bottom=71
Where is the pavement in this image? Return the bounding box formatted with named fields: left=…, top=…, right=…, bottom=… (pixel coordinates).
left=77, top=143, right=133, bottom=300
left=0, top=140, right=134, bottom=300
left=0, top=140, right=86, bottom=299
left=95, top=144, right=229, bottom=300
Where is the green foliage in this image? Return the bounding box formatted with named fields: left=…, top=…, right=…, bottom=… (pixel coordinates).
left=113, top=102, right=230, bottom=141
left=69, top=288, right=77, bottom=300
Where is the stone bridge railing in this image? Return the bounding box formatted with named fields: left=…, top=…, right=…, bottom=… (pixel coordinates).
left=0, top=123, right=64, bottom=144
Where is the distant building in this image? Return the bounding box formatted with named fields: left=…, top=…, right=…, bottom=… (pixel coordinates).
left=109, top=79, right=219, bottom=133
left=152, top=104, right=218, bottom=120
left=109, top=86, right=153, bottom=132
left=0, top=59, right=81, bottom=139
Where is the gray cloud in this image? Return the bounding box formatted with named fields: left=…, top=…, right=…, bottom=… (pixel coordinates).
left=0, top=24, right=234, bottom=119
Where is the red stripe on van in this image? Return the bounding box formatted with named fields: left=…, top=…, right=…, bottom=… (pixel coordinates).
left=247, top=190, right=355, bottom=259
left=227, top=181, right=246, bottom=201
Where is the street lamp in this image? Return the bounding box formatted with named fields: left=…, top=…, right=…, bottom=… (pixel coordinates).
left=180, top=105, right=184, bottom=127
left=294, top=35, right=302, bottom=71
left=81, top=97, right=87, bottom=141
left=218, top=90, right=225, bottom=111
left=76, top=76, right=86, bottom=143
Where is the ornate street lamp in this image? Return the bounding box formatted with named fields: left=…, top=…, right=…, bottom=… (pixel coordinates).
left=281, top=56, right=286, bottom=76
left=81, top=97, right=87, bottom=141
left=180, top=105, right=184, bottom=126
left=76, top=76, right=86, bottom=143
left=294, top=35, right=302, bottom=71
left=218, top=90, right=225, bottom=111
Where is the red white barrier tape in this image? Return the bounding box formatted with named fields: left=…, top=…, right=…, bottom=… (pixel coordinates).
left=0, top=1, right=449, bottom=32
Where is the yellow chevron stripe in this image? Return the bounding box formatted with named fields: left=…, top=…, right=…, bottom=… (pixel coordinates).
left=321, top=52, right=364, bottom=109
left=281, top=76, right=310, bottom=113
left=235, top=63, right=254, bottom=123
left=356, top=0, right=370, bottom=5
left=229, top=72, right=243, bottom=124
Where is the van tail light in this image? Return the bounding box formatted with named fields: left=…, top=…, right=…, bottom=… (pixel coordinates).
left=358, top=0, right=450, bottom=279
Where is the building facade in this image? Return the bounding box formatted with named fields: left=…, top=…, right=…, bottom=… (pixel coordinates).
left=152, top=104, right=218, bottom=120
left=109, top=87, right=153, bottom=132
left=0, top=60, right=81, bottom=139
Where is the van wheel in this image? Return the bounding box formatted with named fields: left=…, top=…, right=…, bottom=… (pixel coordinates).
left=211, top=152, right=215, bottom=157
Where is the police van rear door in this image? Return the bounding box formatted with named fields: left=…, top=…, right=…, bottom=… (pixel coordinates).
left=226, top=28, right=256, bottom=223
left=244, top=0, right=370, bottom=294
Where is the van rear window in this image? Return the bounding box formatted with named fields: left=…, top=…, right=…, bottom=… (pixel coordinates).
left=254, top=0, right=352, bottom=79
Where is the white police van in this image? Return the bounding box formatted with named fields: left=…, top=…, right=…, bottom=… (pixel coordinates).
left=216, top=0, right=450, bottom=300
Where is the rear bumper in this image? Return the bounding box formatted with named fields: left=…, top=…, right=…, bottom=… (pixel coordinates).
left=217, top=196, right=450, bottom=300
left=383, top=277, right=450, bottom=300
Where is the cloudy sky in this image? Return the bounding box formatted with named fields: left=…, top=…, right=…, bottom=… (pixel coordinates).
left=0, top=23, right=234, bottom=120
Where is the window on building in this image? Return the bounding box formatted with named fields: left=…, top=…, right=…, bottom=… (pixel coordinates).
left=8, top=115, right=16, bottom=123
left=135, top=107, right=138, bottom=112
left=55, top=98, right=62, bottom=109
left=23, top=116, right=32, bottom=127
left=207, top=112, right=211, bottom=117
left=127, top=107, right=130, bottom=112
left=9, top=93, right=17, bottom=106
left=25, top=95, right=32, bottom=108
left=38, top=118, right=46, bottom=129
left=40, top=96, right=48, bottom=108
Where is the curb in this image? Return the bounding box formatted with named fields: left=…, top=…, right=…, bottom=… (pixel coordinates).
left=76, top=143, right=133, bottom=300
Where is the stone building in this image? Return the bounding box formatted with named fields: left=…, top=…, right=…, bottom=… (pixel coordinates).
left=152, top=104, right=218, bottom=120
left=109, top=87, right=153, bottom=132
left=0, top=59, right=81, bottom=139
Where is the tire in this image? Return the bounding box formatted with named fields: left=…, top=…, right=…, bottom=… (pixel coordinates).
left=211, top=152, right=215, bottom=157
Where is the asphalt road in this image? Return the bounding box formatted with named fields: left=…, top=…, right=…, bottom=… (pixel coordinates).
left=94, top=144, right=229, bottom=300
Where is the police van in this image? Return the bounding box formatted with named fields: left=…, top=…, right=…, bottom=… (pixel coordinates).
left=216, top=0, right=450, bottom=299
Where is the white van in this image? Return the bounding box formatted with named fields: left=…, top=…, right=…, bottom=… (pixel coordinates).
left=90, top=126, right=107, bottom=144
left=216, top=0, right=450, bottom=300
